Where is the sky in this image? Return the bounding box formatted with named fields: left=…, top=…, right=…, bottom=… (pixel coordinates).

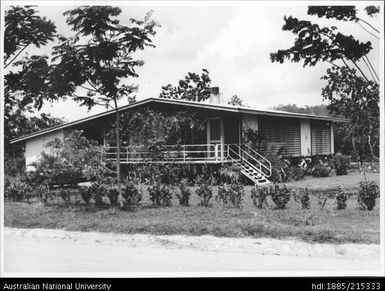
left=4, top=2, right=382, bottom=122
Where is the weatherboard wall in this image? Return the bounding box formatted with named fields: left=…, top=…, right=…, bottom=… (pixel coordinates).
left=25, top=130, right=65, bottom=171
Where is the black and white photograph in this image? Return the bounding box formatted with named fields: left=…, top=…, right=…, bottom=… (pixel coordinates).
left=0, top=0, right=384, bottom=279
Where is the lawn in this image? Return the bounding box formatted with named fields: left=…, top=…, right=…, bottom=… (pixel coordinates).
left=4, top=171, right=380, bottom=244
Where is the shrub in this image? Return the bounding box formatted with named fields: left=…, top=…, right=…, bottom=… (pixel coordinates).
left=107, top=188, right=119, bottom=206
left=318, top=193, right=329, bottom=209
left=331, top=154, right=351, bottom=175
left=269, top=184, right=291, bottom=209
left=33, top=184, right=49, bottom=201
left=122, top=181, right=142, bottom=208
left=90, top=183, right=107, bottom=206
left=336, top=186, right=347, bottom=210
left=59, top=189, right=71, bottom=206
left=358, top=180, right=379, bottom=211
left=4, top=177, right=33, bottom=202
left=195, top=183, right=213, bottom=207
left=250, top=186, right=269, bottom=209
left=176, top=179, right=191, bottom=207
left=216, top=182, right=245, bottom=208
left=262, top=143, right=291, bottom=183
left=28, top=131, right=107, bottom=187
left=148, top=183, right=173, bottom=207
left=79, top=187, right=93, bottom=205
left=311, top=163, right=332, bottom=177
left=287, top=166, right=307, bottom=181
left=293, top=187, right=310, bottom=209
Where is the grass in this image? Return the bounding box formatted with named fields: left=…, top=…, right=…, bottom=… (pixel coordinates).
left=4, top=172, right=380, bottom=244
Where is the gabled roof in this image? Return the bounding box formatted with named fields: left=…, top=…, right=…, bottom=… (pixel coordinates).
left=10, top=97, right=345, bottom=144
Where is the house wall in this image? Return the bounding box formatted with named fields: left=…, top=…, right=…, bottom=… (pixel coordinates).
left=300, top=119, right=312, bottom=156
left=25, top=130, right=65, bottom=171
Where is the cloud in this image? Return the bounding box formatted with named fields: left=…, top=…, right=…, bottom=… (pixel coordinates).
left=18, top=4, right=380, bottom=121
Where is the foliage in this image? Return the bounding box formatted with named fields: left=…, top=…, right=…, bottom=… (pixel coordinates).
left=78, top=186, right=93, bottom=205
left=29, top=131, right=106, bottom=187
left=336, top=186, right=347, bottom=210
left=331, top=153, right=351, bottom=175
left=318, top=193, right=329, bottom=210
left=122, top=181, right=142, bottom=208
left=4, top=156, right=26, bottom=177
left=270, top=6, right=380, bottom=163
left=323, top=67, right=379, bottom=163
left=293, top=187, right=311, bottom=209
left=4, top=6, right=56, bottom=65
left=4, top=176, right=33, bottom=202
left=176, top=179, right=191, bottom=207
left=58, top=189, right=72, bottom=206
left=269, top=184, right=291, bottom=209
left=90, top=183, right=107, bottom=206
left=300, top=188, right=311, bottom=210
left=159, top=69, right=211, bottom=101
left=270, top=6, right=374, bottom=68
left=4, top=6, right=61, bottom=159
left=107, top=107, right=205, bottom=154
left=228, top=95, right=247, bottom=106
left=262, top=143, right=291, bottom=183
left=286, top=166, right=307, bottom=181
left=219, top=164, right=242, bottom=184
left=195, top=183, right=213, bottom=207
left=358, top=180, right=379, bottom=211
left=251, top=186, right=270, bottom=209
left=49, top=6, right=159, bottom=206
left=273, top=104, right=330, bottom=116
left=216, top=182, right=245, bottom=208
left=242, top=128, right=265, bottom=153
left=107, top=188, right=120, bottom=207
left=148, top=183, right=173, bottom=208
left=194, top=164, right=219, bottom=186
left=311, top=163, right=333, bottom=178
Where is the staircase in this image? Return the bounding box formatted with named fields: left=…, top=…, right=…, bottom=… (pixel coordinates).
left=226, top=145, right=271, bottom=186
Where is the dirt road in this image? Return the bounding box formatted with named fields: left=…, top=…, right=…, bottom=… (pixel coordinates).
left=3, top=228, right=382, bottom=275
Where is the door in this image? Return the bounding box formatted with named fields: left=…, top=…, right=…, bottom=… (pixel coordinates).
left=207, top=118, right=223, bottom=160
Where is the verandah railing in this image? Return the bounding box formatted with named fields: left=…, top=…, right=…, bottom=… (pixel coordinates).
left=105, top=143, right=271, bottom=177
left=105, top=144, right=221, bottom=163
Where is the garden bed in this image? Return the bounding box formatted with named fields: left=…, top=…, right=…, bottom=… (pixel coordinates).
left=4, top=171, right=380, bottom=245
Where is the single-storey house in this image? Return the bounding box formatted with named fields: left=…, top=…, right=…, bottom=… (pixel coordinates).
left=10, top=89, right=342, bottom=184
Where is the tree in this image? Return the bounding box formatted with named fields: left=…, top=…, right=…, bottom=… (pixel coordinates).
left=159, top=69, right=211, bottom=101
left=48, top=6, right=159, bottom=206
left=272, top=104, right=329, bottom=116
left=4, top=6, right=61, bottom=174
left=270, top=5, right=380, bottom=163
left=228, top=95, right=247, bottom=106
left=4, top=6, right=56, bottom=68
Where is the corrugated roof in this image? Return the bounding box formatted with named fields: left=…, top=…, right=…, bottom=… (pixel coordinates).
left=10, top=97, right=345, bottom=144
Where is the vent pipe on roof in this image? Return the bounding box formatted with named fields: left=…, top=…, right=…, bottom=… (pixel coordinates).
left=208, top=87, right=222, bottom=104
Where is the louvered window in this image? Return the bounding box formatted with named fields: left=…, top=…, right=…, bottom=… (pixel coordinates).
left=311, top=121, right=331, bottom=155
left=258, top=117, right=301, bottom=156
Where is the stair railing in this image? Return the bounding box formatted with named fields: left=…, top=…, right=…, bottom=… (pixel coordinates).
left=239, top=145, right=272, bottom=178
left=226, top=146, right=263, bottom=176
left=242, top=144, right=272, bottom=176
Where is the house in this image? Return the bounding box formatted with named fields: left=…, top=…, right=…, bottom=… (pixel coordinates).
left=10, top=89, right=343, bottom=185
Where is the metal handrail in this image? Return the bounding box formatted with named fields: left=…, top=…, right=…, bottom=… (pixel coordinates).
left=224, top=144, right=271, bottom=178
left=240, top=146, right=271, bottom=177
left=243, top=144, right=272, bottom=170
left=226, top=146, right=261, bottom=172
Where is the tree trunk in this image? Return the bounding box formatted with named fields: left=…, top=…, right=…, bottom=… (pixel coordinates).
left=114, top=98, right=124, bottom=207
